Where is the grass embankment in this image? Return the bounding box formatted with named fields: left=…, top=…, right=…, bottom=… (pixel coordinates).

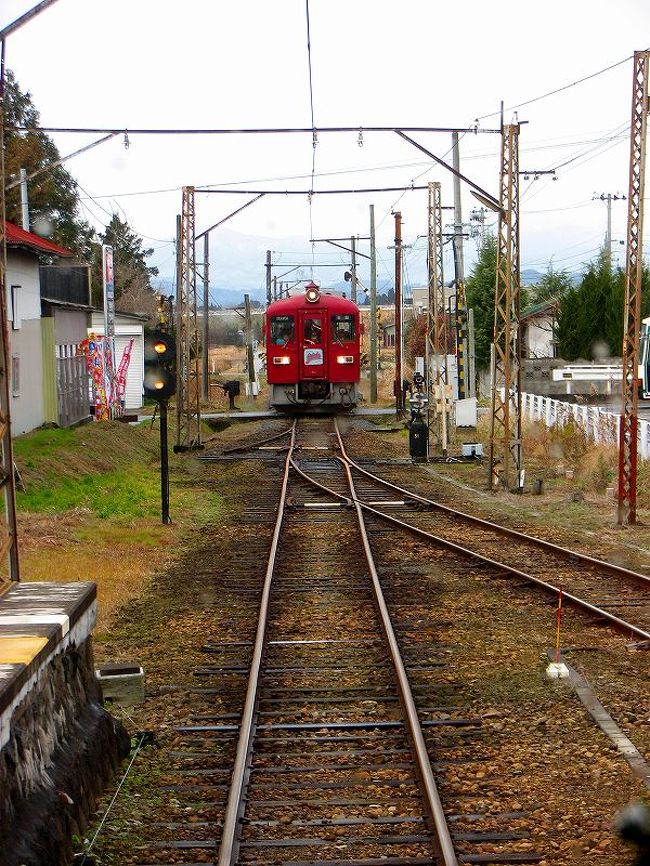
left=14, top=420, right=223, bottom=632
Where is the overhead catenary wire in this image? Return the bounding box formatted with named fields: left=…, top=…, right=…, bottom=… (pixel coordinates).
left=11, top=124, right=501, bottom=135
left=304, top=0, right=317, bottom=274
left=12, top=45, right=638, bottom=288
left=473, top=52, right=639, bottom=122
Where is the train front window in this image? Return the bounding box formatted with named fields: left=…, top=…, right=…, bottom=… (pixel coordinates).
left=304, top=316, right=323, bottom=345
left=270, top=315, right=294, bottom=345
left=331, top=314, right=355, bottom=343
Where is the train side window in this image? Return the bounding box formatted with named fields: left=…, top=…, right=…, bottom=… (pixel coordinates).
left=271, top=315, right=295, bottom=345
left=304, top=316, right=323, bottom=345
left=331, top=314, right=355, bottom=342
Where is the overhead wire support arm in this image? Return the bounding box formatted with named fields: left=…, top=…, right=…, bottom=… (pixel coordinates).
left=0, top=0, right=61, bottom=39
left=394, top=130, right=502, bottom=210
left=5, top=132, right=118, bottom=191
left=309, top=239, right=372, bottom=260
left=195, top=193, right=265, bottom=241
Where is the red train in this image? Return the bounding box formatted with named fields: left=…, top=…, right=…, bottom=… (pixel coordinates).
left=265, top=282, right=361, bottom=410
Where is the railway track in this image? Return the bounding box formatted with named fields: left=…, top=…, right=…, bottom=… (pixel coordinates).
left=135, top=416, right=542, bottom=866
left=131, top=414, right=650, bottom=866
left=290, top=420, right=650, bottom=645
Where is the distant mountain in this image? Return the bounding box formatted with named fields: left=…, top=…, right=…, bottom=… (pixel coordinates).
left=521, top=269, right=581, bottom=287
left=520, top=269, right=543, bottom=286
left=152, top=279, right=267, bottom=309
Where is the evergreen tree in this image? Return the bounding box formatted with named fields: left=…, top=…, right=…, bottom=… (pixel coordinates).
left=3, top=70, right=94, bottom=259
left=555, top=286, right=581, bottom=360
left=534, top=263, right=574, bottom=302
left=465, top=233, right=497, bottom=369
left=91, top=214, right=159, bottom=320
left=555, top=248, right=629, bottom=360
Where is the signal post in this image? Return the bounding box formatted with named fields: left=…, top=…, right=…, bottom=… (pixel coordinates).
left=144, top=328, right=177, bottom=525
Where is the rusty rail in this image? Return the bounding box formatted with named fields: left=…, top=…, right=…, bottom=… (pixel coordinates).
left=216, top=419, right=296, bottom=866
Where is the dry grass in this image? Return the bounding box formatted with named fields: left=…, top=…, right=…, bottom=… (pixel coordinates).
left=20, top=523, right=175, bottom=632
left=14, top=419, right=226, bottom=635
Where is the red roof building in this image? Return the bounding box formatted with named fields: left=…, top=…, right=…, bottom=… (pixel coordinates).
left=5, top=221, right=73, bottom=258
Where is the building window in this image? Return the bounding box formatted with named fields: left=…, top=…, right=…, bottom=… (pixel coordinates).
left=10, top=285, right=20, bottom=330
left=11, top=355, right=20, bottom=397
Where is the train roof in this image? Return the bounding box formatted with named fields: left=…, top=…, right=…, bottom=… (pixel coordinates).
left=266, top=290, right=359, bottom=315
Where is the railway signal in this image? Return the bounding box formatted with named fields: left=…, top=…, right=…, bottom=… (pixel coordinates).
left=144, top=330, right=177, bottom=400
left=143, top=329, right=176, bottom=525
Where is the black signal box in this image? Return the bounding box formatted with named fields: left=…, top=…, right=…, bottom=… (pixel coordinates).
left=144, top=330, right=177, bottom=400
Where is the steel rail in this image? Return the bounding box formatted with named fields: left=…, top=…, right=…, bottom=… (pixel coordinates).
left=216, top=420, right=297, bottom=866
left=334, top=434, right=458, bottom=866
left=335, top=439, right=650, bottom=589
left=283, top=423, right=649, bottom=643
left=355, top=501, right=650, bottom=644
left=219, top=426, right=294, bottom=455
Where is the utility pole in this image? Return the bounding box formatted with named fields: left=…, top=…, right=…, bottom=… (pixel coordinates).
left=19, top=168, right=29, bottom=230
left=244, top=293, right=256, bottom=397
left=202, top=233, right=209, bottom=401
left=265, top=250, right=272, bottom=304
left=273, top=276, right=278, bottom=300
left=618, top=49, right=649, bottom=525
left=0, top=0, right=113, bottom=581
left=0, top=38, right=19, bottom=582
left=468, top=308, right=476, bottom=398
left=350, top=236, right=358, bottom=303
left=369, top=204, right=378, bottom=404
left=593, top=192, right=626, bottom=263
left=452, top=133, right=465, bottom=286
left=452, top=133, right=467, bottom=400
left=393, top=211, right=403, bottom=416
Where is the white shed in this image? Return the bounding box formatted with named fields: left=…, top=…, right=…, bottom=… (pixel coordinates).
left=89, top=310, right=146, bottom=411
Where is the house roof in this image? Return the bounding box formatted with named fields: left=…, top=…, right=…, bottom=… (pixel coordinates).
left=5, top=221, right=73, bottom=258
left=91, top=307, right=149, bottom=322
left=521, top=298, right=559, bottom=321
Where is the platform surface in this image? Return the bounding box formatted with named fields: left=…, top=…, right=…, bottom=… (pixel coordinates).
left=0, top=581, right=97, bottom=741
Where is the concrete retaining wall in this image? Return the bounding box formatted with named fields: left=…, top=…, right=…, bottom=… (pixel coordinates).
left=0, top=583, right=129, bottom=866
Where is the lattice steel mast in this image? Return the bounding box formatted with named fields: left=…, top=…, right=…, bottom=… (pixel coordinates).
left=488, top=123, right=523, bottom=491
left=618, top=50, right=649, bottom=525
left=176, top=186, right=202, bottom=451
left=427, top=182, right=448, bottom=454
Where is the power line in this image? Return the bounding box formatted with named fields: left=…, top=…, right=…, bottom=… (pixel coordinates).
left=474, top=52, right=638, bottom=122
left=195, top=184, right=455, bottom=195
left=304, top=0, right=317, bottom=272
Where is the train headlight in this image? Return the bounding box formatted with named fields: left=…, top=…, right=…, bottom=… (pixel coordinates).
left=337, top=355, right=354, bottom=364
left=305, top=285, right=320, bottom=303
left=273, top=356, right=292, bottom=365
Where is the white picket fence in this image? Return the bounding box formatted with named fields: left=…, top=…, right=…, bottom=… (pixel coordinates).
left=521, top=392, right=650, bottom=460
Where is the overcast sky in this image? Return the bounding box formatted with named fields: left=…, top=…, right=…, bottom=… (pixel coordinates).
left=2, top=0, right=649, bottom=301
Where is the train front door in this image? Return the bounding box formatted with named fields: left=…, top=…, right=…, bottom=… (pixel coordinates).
left=299, top=310, right=327, bottom=380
